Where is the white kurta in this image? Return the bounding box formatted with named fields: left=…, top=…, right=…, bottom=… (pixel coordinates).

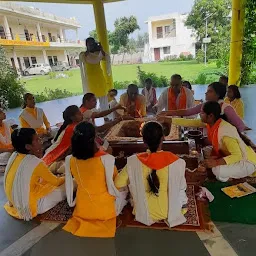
left=126, top=155, right=187, bottom=227
left=20, top=108, right=44, bottom=129
left=155, top=87, right=195, bottom=113
left=212, top=120, right=256, bottom=182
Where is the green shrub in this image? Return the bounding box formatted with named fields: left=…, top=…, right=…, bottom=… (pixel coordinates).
left=64, top=70, right=73, bottom=77
left=48, top=72, right=56, bottom=79
left=34, top=88, right=74, bottom=103
left=0, top=46, right=25, bottom=108
left=196, top=49, right=205, bottom=64
left=114, top=80, right=138, bottom=89
left=179, top=53, right=187, bottom=61
left=194, top=72, right=207, bottom=84
left=137, top=66, right=169, bottom=88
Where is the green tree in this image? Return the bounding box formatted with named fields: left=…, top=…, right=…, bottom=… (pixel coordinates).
left=88, top=29, right=112, bottom=42
left=89, top=15, right=140, bottom=55
left=0, top=46, right=25, bottom=109
left=186, top=0, right=232, bottom=60
left=136, top=32, right=149, bottom=49
left=241, top=0, right=256, bottom=85
left=110, top=16, right=140, bottom=53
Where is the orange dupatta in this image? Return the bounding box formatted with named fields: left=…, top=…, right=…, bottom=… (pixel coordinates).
left=127, top=98, right=141, bottom=118
left=168, top=87, right=187, bottom=110
left=206, top=119, right=222, bottom=157
left=80, top=106, right=87, bottom=114
left=137, top=151, right=179, bottom=170
left=43, top=123, right=77, bottom=166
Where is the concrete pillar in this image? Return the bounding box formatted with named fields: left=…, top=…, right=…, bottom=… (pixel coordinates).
left=42, top=49, right=49, bottom=64
left=3, top=16, right=11, bottom=39
left=59, top=27, right=64, bottom=42
left=13, top=49, right=19, bottom=72
left=64, top=50, right=68, bottom=63
left=93, top=1, right=113, bottom=90
left=228, top=0, right=246, bottom=86
left=36, top=23, right=43, bottom=42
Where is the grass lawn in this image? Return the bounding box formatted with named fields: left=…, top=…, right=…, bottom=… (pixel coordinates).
left=22, top=61, right=219, bottom=95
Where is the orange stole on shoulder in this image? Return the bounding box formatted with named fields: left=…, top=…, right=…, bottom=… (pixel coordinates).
left=206, top=119, right=222, bottom=157
left=168, top=87, right=187, bottom=110
left=127, top=99, right=141, bottom=118
left=94, top=150, right=107, bottom=157
left=137, top=151, right=179, bottom=170
left=80, top=106, right=87, bottom=114
left=43, top=123, right=76, bottom=166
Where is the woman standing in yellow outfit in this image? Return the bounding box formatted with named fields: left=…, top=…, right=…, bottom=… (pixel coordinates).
left=224, top=85, right=244, bottom=119
left=64, top=122, right=127, bottom=237
left=4, top=128, right=65, bottom=220
left=19, top=93, right=51, bottom=135
left=115, top=122, right=187, bottom=227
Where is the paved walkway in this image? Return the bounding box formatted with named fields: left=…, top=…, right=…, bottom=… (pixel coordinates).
left=1, top=174, right=256, bottom=256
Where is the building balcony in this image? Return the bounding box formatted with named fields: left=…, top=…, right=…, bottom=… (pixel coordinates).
left=0, top=2, right=80, bottom=28
left=0, top=33, right=84, bottom=48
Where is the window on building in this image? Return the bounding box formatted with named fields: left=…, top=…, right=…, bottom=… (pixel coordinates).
left=42, top=35, right=46, bottom=42
left=23, top=57, right=30, bottom=68
left=48, top=33, right=52, bottom=42
left=9, top=27, right=14, bottom=40
left=164, top=26, right=171, bottom=37
left=24, top=29, right=30, bottom=41
left=31, top=57, right=37, bottom=64
left=163, top=46, right=170, bottom=55
left=156, top=27, right=163, bottom=39
left=0, top=26, right=6, bottom=39
left=53, top=56, right=58, bottom=64
left=48, top=56, right=53, bottom=66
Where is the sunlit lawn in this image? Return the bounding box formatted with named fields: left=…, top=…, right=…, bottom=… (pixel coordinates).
left=22, top=60, right=219, bottom=95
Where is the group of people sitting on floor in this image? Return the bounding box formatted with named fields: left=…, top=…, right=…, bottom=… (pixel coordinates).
left=0, top=73, right=255, bottom=238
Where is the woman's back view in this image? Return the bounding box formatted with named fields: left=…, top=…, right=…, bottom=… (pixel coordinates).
left=63, top=122, right=126, bottom=238
left=115, top=121, right=187, bottom=227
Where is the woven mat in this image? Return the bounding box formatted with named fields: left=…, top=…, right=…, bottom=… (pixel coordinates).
left=119, top=185, right=212, bottom=232
left=38, top=185, right=212, bottom=232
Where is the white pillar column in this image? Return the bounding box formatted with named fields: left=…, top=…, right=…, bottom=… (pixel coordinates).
left=64, top=50, right=68, bottom=63
left=3, top=16, right=11, bottom=39
left=59, top=27, right=64, bottom=42
left=36, top=23, right=43, bottom=42
left=13, top=49, right=19, bottom=72
left=42, top=49, right=49, bottom=64
left=62, top=29, right=66, bottom=42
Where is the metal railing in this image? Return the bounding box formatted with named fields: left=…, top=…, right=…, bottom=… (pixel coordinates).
left=0, top=2, right=80, bottom=27
left=0, top=32, right=84, bottom=45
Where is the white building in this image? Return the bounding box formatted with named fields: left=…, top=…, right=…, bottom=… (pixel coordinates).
left=0, top=2, right=85, bottom=74
left=145, top=13, right=196, bottom=62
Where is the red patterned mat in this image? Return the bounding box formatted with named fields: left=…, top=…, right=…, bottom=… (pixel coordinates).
left=38, top=185, right=212, bottom=232
left=119, top=185, right=212, bottom=232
